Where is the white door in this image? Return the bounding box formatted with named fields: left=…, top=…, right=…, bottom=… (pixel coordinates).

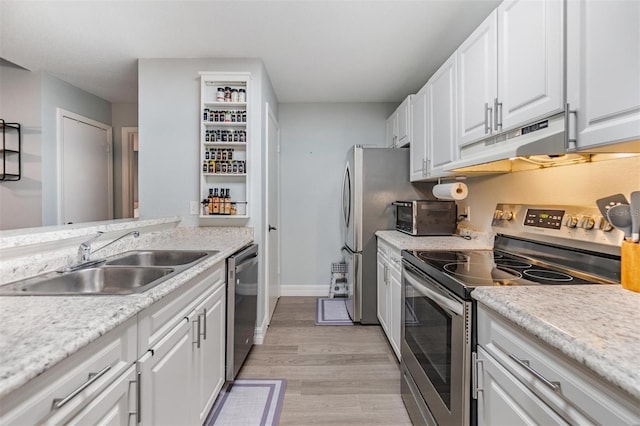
left=396, top=96, right=411, bottom=147
left=58, top=109, right=113, bottom=224
left=497, top=0, right=564, bottom=130
left=429, top=52, right=458, bottom=175
left=410, top=84, right=428, bottom=181
left=457, top=10, right=498, bottom=146
left=567, top=0, right=640, bottom=150
left=265, top=103, right=280, bottom=324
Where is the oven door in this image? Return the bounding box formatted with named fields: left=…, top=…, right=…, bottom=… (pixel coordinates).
left=401, top=260, right=472, bottom=426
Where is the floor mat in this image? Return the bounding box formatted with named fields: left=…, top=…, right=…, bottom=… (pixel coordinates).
left=205, top=378, right=287, bottom=426
left=315, top=297, right=353, bottom=325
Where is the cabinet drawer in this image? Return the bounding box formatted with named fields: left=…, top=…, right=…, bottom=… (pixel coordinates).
left=0, top=317, right=137, bottom=425
left=138, top=261, right=225, bottom=353
left=477, top=305, right=640, bottom=425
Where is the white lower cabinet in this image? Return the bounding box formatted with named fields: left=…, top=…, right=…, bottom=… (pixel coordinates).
left=476, top=304, right=640, bottom=426
left=0, top=317, right=138, bottom=426
left=138, top=261, right=226, bottom=426
left=376, top=239, right=401, bottom=361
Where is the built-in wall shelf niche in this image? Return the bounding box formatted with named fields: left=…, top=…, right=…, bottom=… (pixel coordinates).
left=0, top=119, right=21, bottom=181
left=199, top=72, right=250, bottom=219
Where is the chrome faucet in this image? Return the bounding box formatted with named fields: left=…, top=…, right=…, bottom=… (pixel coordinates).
left=78, top=230, right=140, bottom=262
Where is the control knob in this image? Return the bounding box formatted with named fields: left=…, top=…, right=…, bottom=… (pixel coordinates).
left=581, top=216, right=596, bottom=230
left=565, top=215, right=578, bottom=228
left=501, top=211, right=514, bottom=221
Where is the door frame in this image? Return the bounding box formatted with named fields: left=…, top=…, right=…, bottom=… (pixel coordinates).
left=56, top=108, right=113, bottom=225
left=121, top=126, right=138, bottom=218
left=264, top=102, right=281, bottom=326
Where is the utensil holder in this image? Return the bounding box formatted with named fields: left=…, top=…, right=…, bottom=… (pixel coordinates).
left=621, top=241, right=640, bottom=292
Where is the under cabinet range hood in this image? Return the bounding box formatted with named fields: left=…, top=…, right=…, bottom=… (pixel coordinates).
left=449, top=113, right=590, bottom=173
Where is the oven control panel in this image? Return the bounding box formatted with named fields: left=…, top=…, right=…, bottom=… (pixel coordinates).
left=492, top=203, right=623, bottom=253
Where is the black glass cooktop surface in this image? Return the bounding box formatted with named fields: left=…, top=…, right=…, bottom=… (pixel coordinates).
left=404, top=248, right=610, bottom=290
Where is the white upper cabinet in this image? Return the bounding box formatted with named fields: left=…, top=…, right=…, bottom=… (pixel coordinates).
left=386, top=95, right=412, bottom=148
left=497, top=0, right=564, bottom=130
left=456, top=0, right=563, bottom=149
left=428, top=53, right=458, bottom=177
left=410, top=84, right=428, bottom=181
left=457, top=10, right=498, bottom=146
left=567, top=0, right=640, bottom=151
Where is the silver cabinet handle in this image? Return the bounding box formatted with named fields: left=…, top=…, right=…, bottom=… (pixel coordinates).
left=484, top=102, right=492, bottom=134
left=52, top=365, right=111, bottom=410
left=128, top=371, right=141, bottom=424
left=509, top=354, right=560, bottom=392
left=199, top=308, right=207, bottom=341
left=472, top=352, right=483, bottom=399
left=494, top=97, right=503, bottom=131
left=192, top=317, right=201, bottom=348
left=564, top=103, right=578, bottom=150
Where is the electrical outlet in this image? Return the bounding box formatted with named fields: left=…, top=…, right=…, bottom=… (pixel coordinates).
left=464, top=206, right=471, bottom=221
left=190, top=201, right=199, bottom=215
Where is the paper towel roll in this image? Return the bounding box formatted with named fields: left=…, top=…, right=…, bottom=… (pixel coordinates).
left=432, top=182, right=468, bottom=201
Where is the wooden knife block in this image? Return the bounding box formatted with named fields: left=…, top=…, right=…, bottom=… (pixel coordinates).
left=621, top=241, right=640, bottom=292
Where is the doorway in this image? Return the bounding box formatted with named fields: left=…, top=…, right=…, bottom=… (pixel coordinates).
left=121, top=127, right=139, bottom=218
left=56, top=109, right=113, bottom=224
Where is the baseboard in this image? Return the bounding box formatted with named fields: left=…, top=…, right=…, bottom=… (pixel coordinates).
left=279, top=284, right=328, bottom=297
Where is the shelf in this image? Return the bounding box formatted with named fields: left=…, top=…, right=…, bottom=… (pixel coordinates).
left=203, top=121, right=247, bottom=127
left=1, top=119, right=21, bottom=181
left=202, top=173, right=247, bottom=177
left=199, top=214, right=249, bottom=219
left=203, top=102, right=247, bottom=108
left=203, top=142, right=247, bottom=147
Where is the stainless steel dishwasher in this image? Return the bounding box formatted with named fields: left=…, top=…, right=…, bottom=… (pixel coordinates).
left=226, top=243, right=258, bottom=381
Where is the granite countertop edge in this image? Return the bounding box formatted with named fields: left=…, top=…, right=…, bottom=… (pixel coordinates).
left=472, top=287, right=640, bottom=401
left=0, top=226, right=252, bottom=399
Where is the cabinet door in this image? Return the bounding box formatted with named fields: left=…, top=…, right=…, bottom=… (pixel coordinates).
left=66, top=364, right=137, bottom=426
left=457, top=10, right=498, bottom=146
left=497, top=0, right=564, bottom=130
left=410, top=85, right=428, bottom=181
left=428, top=53, right=458, bottom=176
left=388, top=261, right=402, bottom=361
left=397, top=96, right=412, bottom=147
left=138, top=318, right=195, bottom=426
left=193, top=284, right=226, bottom=424
left=376, top=251, right=389, bottom=333
left=477, top=348, right=569, bottom=426
left=567, top=0, right=640, bottom=150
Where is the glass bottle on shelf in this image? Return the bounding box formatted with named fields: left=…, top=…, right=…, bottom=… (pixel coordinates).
left=207, top=189, right=214, bottom=215
left=212, top=188, right=220, bottom=214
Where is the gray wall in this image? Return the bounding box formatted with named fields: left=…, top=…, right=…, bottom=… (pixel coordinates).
left=41, top=73, right=112, bottom=225
left=112, top=102, right=138, bottom=218
left=278, top=103, right=397, bottom=289
left=0, top=64, right=43, bottom=230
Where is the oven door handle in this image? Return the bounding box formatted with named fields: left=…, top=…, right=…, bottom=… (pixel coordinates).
left=404, top=265, right=463, bottom=317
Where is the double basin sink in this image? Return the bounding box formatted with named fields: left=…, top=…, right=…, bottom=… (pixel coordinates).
left=0, top=250, right=220, bottom=296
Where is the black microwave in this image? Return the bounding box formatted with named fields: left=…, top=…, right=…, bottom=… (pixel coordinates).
left=393, top=200, right=457, bottom=236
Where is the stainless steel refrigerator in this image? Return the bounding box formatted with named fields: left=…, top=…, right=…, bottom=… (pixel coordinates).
left=341, top=145, right=428, bottom=324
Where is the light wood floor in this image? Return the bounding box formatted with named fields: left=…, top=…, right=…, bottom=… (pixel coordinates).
left=237, top=297, right=412, bottom=425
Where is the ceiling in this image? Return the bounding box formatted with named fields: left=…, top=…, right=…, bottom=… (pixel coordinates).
left=0, top=0, right=499, bottom=104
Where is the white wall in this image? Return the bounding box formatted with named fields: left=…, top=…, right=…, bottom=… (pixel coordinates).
left=459, top=154, right=640, bottom=232
left=112, top=103, right=138, bottom=219
left=0, top=64, right=43, bottom=230
left=278, top=102, right=397, bottom=290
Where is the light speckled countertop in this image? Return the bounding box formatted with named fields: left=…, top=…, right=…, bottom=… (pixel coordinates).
left=0, top=225, right=252, bottom=399
left=375, top=229, right=493, bottom=251
left=472, top=286, right=640, bottom=401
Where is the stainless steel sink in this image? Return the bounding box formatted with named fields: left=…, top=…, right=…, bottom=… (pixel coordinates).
left=0, top=250, right=219, bottom=296
left=106, top=250, right=217, bottom=266
left=0, top=266, right=175, bottom=296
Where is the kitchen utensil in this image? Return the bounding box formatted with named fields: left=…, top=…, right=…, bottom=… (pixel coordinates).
left=630, top=191, right=640, bottom=243
left=606, top=204, right=632, bottom=240
left=596, top=193, right=629, bottom=220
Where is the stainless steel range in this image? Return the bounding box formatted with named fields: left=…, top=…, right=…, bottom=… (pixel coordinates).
left=400, top=203, right=624, bottom=426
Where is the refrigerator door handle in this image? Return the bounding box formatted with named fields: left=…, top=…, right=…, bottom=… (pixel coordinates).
left=341, top=163, right=351, bottom=230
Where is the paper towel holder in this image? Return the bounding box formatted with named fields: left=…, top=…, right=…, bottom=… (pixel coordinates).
left=437, top=176, right=467, bottom=185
